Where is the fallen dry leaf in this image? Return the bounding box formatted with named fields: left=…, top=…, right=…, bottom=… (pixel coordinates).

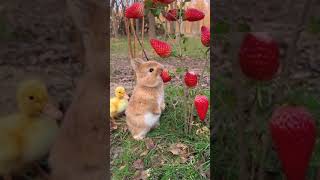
left=196, top=126, right=210, bottom=136
left=133, top=169, right=150, bottom=180
left=140, top=150, right=149, bottom=157
left=169, top=143, right=188, bottom=156
left=145, top=138, right=156, bottom=150
left=133, top=159, right=144, bottom=170
left=169, top=143, right=192, bottom=164
left=119, top=165, right=126, bottom=170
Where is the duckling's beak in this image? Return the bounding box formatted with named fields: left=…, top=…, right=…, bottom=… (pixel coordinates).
left=43, top=103, right=63, bottom=120
left=124, top=93, right=129, bottom=100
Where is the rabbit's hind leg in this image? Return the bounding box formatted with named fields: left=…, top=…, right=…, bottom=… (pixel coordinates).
left=132, top=127, right=150, bottom=140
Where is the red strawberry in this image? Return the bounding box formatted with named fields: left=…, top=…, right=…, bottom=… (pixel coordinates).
left=269, top=106, right=316, bottom=180
left=201, top=26, right=210, bottom=47
left=239, top=32, right=280, bottom=81
left=150, top=39, right=172, bottom=58
left=184, top=71, right=198, bottom=87
left=160, top=69, right=172, bottom=83
left=184, top=8, right=205, bottom=22
left=125, top=2, right=144, bottom=19
left=157, top=0, right=175, bottom=4
left=194, top=95, right=209, bottom=121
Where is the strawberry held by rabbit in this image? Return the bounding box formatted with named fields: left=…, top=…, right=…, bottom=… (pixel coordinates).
left=125, top=58, right=165, bottom=140
left=269, top=105, right=316, bottom=180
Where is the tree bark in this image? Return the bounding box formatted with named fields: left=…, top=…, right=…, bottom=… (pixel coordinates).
left=148, top=13, right=156, bottom=38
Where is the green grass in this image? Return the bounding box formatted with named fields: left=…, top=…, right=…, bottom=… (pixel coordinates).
left=110, top=36, right=207, bottom=59
left=111, top=85, right=210, bottom=180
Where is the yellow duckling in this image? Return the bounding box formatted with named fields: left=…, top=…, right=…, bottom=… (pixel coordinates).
left=0, top=79, right=61, bottom=180
left=110, top=86, right=129, bottom=128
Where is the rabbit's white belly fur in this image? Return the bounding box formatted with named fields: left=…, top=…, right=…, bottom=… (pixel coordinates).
left=144, top=112, right=160, bottom=127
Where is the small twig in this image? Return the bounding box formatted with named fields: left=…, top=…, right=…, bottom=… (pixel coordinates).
left=136, top=36, right=149, bottom=61
left=131, top=20, right=149, bottom=61
left=141, top=16, right=145, bottom=58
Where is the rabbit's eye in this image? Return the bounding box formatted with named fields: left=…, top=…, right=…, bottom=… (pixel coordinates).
left=149, top=68, right=154, bottom=72
left=29, top=96, right=34, bottom=100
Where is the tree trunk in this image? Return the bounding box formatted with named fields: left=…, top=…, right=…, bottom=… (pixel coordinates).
left=111, top=11, right=119, bottom=38
left=148, top=13, right=156, bottom=38
left=49, top=0, right=107, bottom=180
left=169, top=3, right=175, bottom=35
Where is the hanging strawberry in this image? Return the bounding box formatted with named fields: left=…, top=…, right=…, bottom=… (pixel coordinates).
left=239, top=32, right=280, bottom=81
left=184, top=71, right=198, bottom=87
left=184, top=8, right=205, bottom=22
left=201, top=26, right=210, bottom=47
left=269, top=105, right=316, bottom=180
left=150, top=39, right=172, bottom=58
left=125, top=2, right=144, bottom=19
left=194, top=95, right=209, bottom=121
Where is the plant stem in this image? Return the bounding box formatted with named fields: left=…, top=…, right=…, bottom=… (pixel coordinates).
left=257, top=134, right=269, bottom=180
left=200, top=49, right=210, bottom=85
left=184, top=86, right=189, bottom=133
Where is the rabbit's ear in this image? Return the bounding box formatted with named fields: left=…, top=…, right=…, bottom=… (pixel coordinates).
left=131, top=58, right=145, bottom=71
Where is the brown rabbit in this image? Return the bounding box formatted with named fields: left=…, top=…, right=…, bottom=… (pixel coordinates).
left=125, top=58, right=165, bottom=140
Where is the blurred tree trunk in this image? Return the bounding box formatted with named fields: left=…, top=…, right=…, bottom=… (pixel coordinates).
left=148, top=13, right=156, bottom=38
left=135, top=19, right=140, bottom=36
left=49, top=0, right=107, bottom=180
left=169, top=3, right=175, bottom=35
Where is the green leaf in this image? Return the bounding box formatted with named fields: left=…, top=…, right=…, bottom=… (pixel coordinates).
left=214, top=21, right=230, bottom=34
left=144, top=0, right=154, bottom=9
left=171, top=49, right=179, bottom=57
left=151, top=9, right=162, bottom=17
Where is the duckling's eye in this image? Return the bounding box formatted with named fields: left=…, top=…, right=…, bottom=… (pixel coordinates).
left=149, top=68, right=154, bottom=72
left=29, top=96, right=34, bottom=100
